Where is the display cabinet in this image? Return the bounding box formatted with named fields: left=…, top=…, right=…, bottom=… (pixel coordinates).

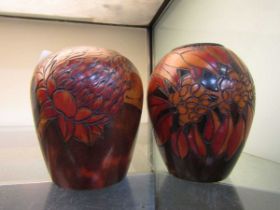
left=0, top=0, right=280, bottom=209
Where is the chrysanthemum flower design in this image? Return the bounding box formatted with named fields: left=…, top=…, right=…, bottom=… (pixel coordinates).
left=32, top=47, right=135, bottom=145
left=148, top=45, right=255, bottom=160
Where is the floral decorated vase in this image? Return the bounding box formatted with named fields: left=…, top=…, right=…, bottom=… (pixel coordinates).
left=148, top=43, right=255, bottom=182
left=31, top=47, right=143, bottom=189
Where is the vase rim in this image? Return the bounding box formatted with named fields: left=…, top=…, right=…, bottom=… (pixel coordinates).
left=173, top=43, right=224, bottom=50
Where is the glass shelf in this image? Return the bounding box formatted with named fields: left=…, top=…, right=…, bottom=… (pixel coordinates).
left=1, top=124, right=280, bottom=209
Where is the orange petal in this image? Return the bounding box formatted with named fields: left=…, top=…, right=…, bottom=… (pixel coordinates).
left=53, top=90, right=77, bottom=117
left=58, top=116, right=73, bottom=142
left=74, top=124, right=90, bottom=144
left=75, top=107, right=92, bottom=121
left=36, top=88, right=49, bottom=104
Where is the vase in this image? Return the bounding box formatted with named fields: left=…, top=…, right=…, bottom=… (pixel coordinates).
left=31, top=46, right=143, bottom=189
left=148, top=43, right=255, bottom=182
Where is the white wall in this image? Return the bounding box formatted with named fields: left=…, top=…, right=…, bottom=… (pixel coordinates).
left=0, top=17, right=149, bottom=126
left=153, top=0, right=280, bottom=163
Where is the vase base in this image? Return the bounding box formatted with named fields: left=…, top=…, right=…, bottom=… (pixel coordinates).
left=168, top=171, right=228, bottom=183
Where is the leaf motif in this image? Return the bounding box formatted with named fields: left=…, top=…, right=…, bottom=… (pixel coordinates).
left=47, top=77, right=56, bottom=95
left=212, top=116, right=233, bottom=156
left=148, top=96, right=171, bottom=123
left=154, top=114, right=173, bottom=145
left=204, top=113, right=214, bottom=141
left=187, top=127, right=199, bottom=155
left=226, top=117, right=246, bottom=159
left=218, top=117, right=233, bottom=155
left=170, top=128, right=189, bottom=158
left=177, top=129, right=189, bottom=158
left=149, top=95, right=169, bottom=107
left=193, top=125, right=207, bottom=157
left=58, top=115, right=73, bottom=142
left=204, top=111, right=220, bottom=141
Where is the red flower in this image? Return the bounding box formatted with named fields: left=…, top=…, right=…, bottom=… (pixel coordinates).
left=148, top=46, right=255, bottom=160
left=33, top=48, right=129, bottom=145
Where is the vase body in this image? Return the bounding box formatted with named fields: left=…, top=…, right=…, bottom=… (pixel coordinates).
left=148, top=43, right=255, bottom=182
left=31, top=47, right=143, bottom=189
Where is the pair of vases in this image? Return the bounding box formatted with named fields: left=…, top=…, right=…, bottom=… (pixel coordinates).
left=31, top=43, right=255, bottom=189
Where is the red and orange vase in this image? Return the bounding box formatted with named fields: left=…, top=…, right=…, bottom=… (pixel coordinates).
left=31, top=47, right=143, bottom=189
left=148, top=43, right=255, bottom=182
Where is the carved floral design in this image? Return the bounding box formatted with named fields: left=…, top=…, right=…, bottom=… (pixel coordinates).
left=32, top=47, right=141, bottom=145
left=148, top=44, right=255, bottom=160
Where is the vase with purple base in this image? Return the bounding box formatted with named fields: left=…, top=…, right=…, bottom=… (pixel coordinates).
left=148, top=43, right=255, bottom=182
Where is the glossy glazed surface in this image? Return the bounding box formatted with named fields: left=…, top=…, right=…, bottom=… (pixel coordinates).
left=31, top=47, right=143, bottom=189
left=148, top=43, right=255, bottom=182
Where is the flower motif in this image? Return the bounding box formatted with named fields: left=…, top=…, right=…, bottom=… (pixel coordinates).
left=148, top=46, right=255, bottom=160
left=33, top=48, right=129, bottom=145
left=149, top=72, right=216, bottom=158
